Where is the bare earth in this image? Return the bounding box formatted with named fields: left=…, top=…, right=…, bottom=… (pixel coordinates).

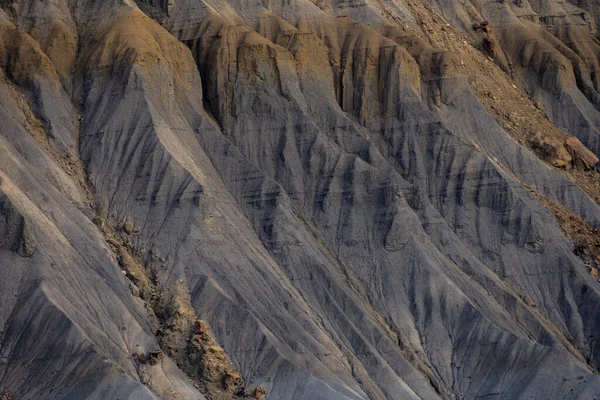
left=2, top=0, right=600, bottom=398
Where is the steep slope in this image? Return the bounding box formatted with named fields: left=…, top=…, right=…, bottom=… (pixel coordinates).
left=1, top=0, right=600, bottom=399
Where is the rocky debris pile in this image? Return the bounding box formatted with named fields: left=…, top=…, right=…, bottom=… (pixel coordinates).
left=97, top=215, right=157, bottom=304
left=98, top=214, right=257, bottom=399
left=534, top=193, right=600, bottom=279
left=188, top=320, right=255, bottom=397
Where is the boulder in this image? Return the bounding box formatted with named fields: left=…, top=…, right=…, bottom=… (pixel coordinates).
left=565, top=137, right=599, bottom=170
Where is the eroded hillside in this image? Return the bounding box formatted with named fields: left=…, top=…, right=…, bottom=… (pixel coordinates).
left=1, top=0, right=600, bottom=398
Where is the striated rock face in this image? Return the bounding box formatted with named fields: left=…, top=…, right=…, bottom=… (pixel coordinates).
left=2, top=0, right=600, bottom=398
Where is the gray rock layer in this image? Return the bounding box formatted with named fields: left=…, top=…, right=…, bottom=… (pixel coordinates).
left=1, top=0, right=600, bottom=398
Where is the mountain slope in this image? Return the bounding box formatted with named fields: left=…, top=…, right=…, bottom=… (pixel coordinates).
left=1, top=0, right=600, bottom=398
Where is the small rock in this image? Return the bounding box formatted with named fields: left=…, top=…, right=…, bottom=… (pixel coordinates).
left=148, top=350, right=163, bottom=366
left=483, top=36, right=496, bottom=57
left=140, top=288, right=152, bottom=302
left=254, top=386, right=266, bottom=399
left=129, top=283, right=140, bottom=297
left=123, top=221, right=134, bottom=235
left=92, top=216, right=105, bottom=229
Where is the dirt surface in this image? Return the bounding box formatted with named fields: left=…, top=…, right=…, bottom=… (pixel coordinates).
left=533, top=192, right=600, bottom=279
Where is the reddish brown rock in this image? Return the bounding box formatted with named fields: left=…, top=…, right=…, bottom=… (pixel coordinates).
left=254, top=386, right=266, bottom=399
left=194, top=320, right=208, bottom=335
left=565, top=137, right=599, bottom=170
left=529, top=134, right=572, bottom=168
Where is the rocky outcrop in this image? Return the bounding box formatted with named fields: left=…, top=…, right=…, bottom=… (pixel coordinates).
left=188, top=320, right=247, bottom=396
left=565, top=136, right=600, bottom=169
left=529, top=133, right=599, bottom=170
